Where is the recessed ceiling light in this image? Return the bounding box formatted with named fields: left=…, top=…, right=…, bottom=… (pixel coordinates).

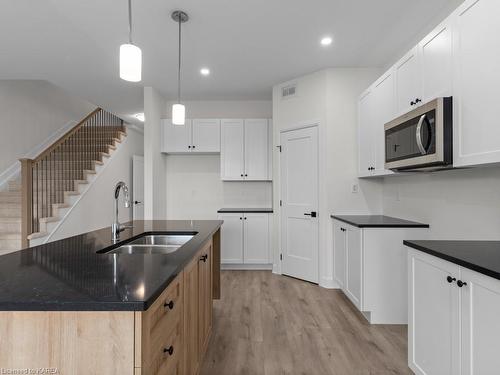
left=134, top=112, right=145, bottom=122
left=320, top=36, right=333, bottom=46
left=200, top=68, right=210, bottom=76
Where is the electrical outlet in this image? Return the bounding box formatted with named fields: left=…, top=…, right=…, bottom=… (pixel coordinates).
left=351, top=184, right=359, bottom=194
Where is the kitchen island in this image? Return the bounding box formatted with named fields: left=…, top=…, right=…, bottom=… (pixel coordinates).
left=0, top=220, right=222, bottom=375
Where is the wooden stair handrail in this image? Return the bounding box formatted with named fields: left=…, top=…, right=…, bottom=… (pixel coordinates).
left=33, top=107, right=102, bottom=162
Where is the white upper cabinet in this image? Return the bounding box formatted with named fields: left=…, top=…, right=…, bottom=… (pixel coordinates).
left=244, top=119, right=269, bottom=180
left=420, top=20, right=453, bottom=102
left=358, top=89, right=374, bottom=177
left=162, top=119, right=192, bottom=153
left=394, top=46, right=422, bottom=116
left=192, top=119, right=220, bottom=153
left=221, top=119, right=271, bottom=181
left=162, top=118, right=220, bottom=154
left=452, top=0, right=500, bottom=167
left=220, top=119, right=245, bottom=180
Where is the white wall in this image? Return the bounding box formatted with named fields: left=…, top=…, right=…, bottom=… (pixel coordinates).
left=162, top=100, right=273, bottom=220
left=382, top=167, right=500, bottom=240
left=0, top=80, right=95, bottom=173
left=144, top=87, right=167, bottom=219
left=272, top=69, right=382, bottom=287
left=49, top=128, right=144, bottom=241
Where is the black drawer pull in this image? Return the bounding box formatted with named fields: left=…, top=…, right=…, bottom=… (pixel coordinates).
left=457, top=280, right=468, bottom=288
left=199, top=254, right=208, bottom=262
left=163, top=346, right=174, bottom=356
left=446, top=276, right=456, bottom=283
left=164, top=300, right=174, bottom=310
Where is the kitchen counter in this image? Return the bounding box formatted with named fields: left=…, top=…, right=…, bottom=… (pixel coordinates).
left=218, top=207, right=273, bottom=213
left=0, top=220, right=222, bottom=311
left=331, top=215, right=429, bottom=228
left=404, top=240, right=500, bottom=281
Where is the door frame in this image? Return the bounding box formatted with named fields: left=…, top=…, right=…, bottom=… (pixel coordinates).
left=278, top=123, right=320, bottom=283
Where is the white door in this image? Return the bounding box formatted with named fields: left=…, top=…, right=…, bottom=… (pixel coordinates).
left=358, top=89, right=374, bottom=176
left=408, top=250, right=460, bottom=375
left=345, top=225, right=362, bottom=309
left=132, top=155, right=144, bottom=220
left=244, top=119, right=269, bottom=180
left=333, top=220, right=346, bottom=288
left=371, top=70, right=395, bottom=175
left=461, top=268, right=500, bottom=375
left=220, top=119, right=245, bottom=180
left=192, top=119, right=220, bottom=153
left=243, top=213, right=270, bottom=264
left=394, top=47, right=422, bottom=115
left=420, top=20, right=453, bottom=102
left=162, top=119, right=192, bottom=153
left=453, top=0, right=500, bottom=167
left=280, top=126, right=319, bottom=283
left=219, top=213, right=244, bottom=264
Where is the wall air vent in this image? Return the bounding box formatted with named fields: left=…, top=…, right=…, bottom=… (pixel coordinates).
left=281, top=84, right=297, bottom=99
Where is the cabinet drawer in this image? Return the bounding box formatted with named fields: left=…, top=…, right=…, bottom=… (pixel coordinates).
left=146, top=317, right=183, bottom=375
left=147, top=276, right=183, bottom=335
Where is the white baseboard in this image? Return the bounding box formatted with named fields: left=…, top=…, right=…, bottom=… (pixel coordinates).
left=319, top=276, right=337, bottom=289
left=0, top=120, right=77, bottom=191
left=221, top=263, right=273, bottom=271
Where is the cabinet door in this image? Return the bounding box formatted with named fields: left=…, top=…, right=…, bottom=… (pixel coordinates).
left=183, top=254, right=199, bottom=375
left=219, top=213, right=244, bottom=263
left=420, top=20, right=453, bottom=102
left=243, top=213, right=270, bottom=264
left=358, top=89, right=374, bottom=176
left=333, top=221, right=346, bottom=288
left=345, top=225, right=362, bottom=309
left=198, top=240, right=213, bottom=356
left=453, top=0, right=500, bottom=167
left=408, top=250, right=460, bottom=375
left=461, top=268, right=500, bottom=375
left=220, top=119, right=245, bottom=180
left=162, top=119, right=192, bottom=153
left=371, top=71, right=395, bottom=175
left=192, top=119, right=220, bottom=153
left=394, top=47, right=422, bottom=116
left=244, top=119, right=269, bottom=180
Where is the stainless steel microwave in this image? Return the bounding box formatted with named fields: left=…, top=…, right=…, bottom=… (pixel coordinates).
left=384, top=97, right=453, bottom=171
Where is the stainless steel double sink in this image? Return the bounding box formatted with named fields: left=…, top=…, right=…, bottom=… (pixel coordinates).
left=103, top=234, right=194, bottom=255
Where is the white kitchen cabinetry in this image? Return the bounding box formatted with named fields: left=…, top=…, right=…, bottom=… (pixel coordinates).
left=358, top=72, right=394, bottom=178
left=333, top=219, right=428, bottom=323
left=452, top=0, right=500, bottom=167
left=408, top=248, right=500, bottom=375
left=394, top=47, right=422, bottom=116
left=161, top=118, right=220, bottom=154
left=220, top=119, right=271, bottom=181
left=219, top=212, right=271, bottom=268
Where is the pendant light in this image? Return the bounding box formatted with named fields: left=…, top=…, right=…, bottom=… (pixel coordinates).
left=120, top=0, right=142, bottom=82
left=171, top=11, right=189, bottom=125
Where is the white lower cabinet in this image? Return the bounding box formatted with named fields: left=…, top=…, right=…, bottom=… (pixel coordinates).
left=408, top=249, right=500, bottom=375
left=333, top=219, right=428, bottom=323
left=219, top=212, right=271, bottom=268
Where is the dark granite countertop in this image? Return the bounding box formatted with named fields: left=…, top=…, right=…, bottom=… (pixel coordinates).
left=0, top=220, right=222, bottom=311
left=218, top=208, right=273, bottom=213
left=404, top=240, right=500, bottom=280
left=331, top=215, right=429, bottom=228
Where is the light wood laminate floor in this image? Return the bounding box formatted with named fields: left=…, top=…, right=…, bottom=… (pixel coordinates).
left=200, top=271, right=411, bottom=375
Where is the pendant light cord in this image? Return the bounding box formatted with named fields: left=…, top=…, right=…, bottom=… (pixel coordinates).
left=128, top=0, right=133, bottom=44
left=177, top=16, right=182, bottom=104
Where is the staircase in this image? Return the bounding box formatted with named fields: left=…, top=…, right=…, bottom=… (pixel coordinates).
left=6, top=108, right=127, bottom=250
left=0, top=180, right=22, bottom=255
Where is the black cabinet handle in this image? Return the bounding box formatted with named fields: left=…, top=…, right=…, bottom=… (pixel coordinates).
left=446, top=276, right=456, bottom=284
left=340, top=228, right=346, bottom=232
left=415, top=98, right=422, bottom=104
left=240, top=217, right=243, bottom=220
left=134, top=200, right=142, bottom=205
left=240, top=174, right=244, bottom=177
left=188, top=145, right=191, bottom=149
left=244, top=217, right=247, bottom=220
left=164, top=300, right=174, bottom=310
left=192, top=145, right=196, bottom=149
left=245, top=174, right=248, bottom=177
left=163, top=346, right=174, bottom=356
left=457, top=280, right=467, bottom=288
left=410, top=101, right=415, bottom=106
left=200, top=254, right=208, bottom=262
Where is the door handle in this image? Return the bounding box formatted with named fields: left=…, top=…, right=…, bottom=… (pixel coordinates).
left=134, top=200, right=142, bottom=205
left=304, top=211, right=317, bottom=218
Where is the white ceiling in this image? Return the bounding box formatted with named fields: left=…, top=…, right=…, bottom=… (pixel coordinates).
left=0, top=0, right=462, bottom=124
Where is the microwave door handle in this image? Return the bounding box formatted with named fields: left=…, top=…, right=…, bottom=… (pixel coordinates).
left=416, top=114, right=427, bottom=155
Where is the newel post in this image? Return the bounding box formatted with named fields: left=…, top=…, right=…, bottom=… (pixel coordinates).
left=19, top=158, right=33, bottom=248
